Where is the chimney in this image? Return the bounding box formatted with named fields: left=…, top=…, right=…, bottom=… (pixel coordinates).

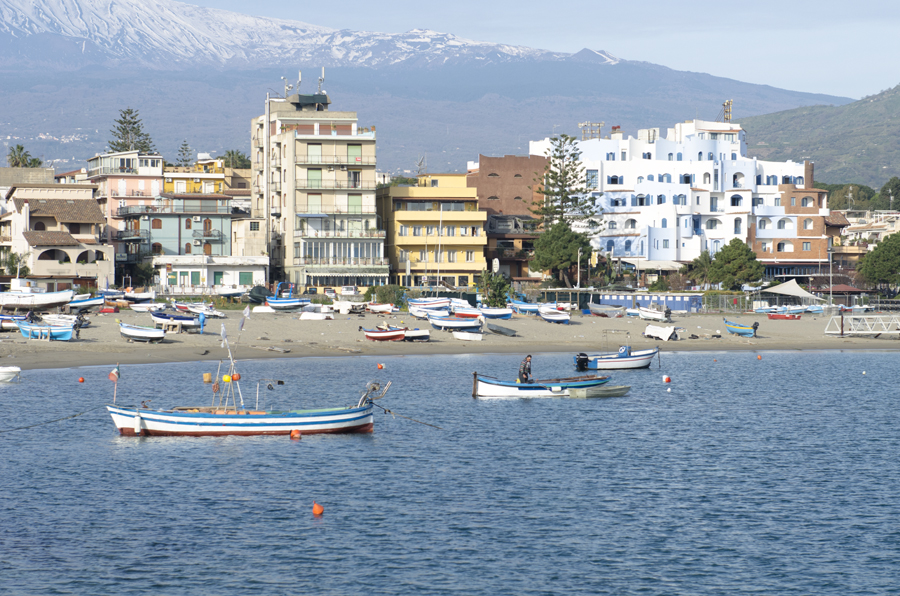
left=804, top=161, right=814, bottom=189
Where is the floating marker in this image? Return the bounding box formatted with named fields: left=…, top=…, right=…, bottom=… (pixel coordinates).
left=78, top=377, right=84, bottom=383
left=377, top=363, right=384, bottom=370
left=290, top=429, right=301, bottom=440
left=663, top=375, right=671, bottom=383
left=863, top=371, right=866, bottom=375
left=223, top=374, right=232, bottom=383
left=313, top=502, right=324, bottom=515
left=757, top=355, right=762, bottom=360
left=667, top=388, right=671, bottom=393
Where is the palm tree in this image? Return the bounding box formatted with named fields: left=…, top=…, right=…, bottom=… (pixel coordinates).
left=7, top=145, right=31, bottom=167
left=681, top=250, right=713, bottom=290
left=223, top=149, right=250, bottom=169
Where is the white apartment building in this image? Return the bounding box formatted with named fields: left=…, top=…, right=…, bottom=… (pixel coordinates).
left=530, top=119, right=830, bottom=279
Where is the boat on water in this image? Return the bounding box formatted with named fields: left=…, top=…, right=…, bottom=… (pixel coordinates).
left=15, top=320, right=74, bottom=341
left=724, top=318, right=758, bottom=337
left=571, top=384, right=631, bottom=398
left=768, top=313, right=801, bottom=320
left=478, top=307, right=513, bottom=319
left=538, top=305, right=570, bottom=324
left=588, top=303, right=625, bottom=317
left=574, top=346, right=659, bottom=370
left=119, top=322, right=167, bottom=343
left=360, top=326, right=406, bottom=341
left=428, top=314, right=484, bottom=332
left=0, top=366, right=22, bottom=382
left=472, top=372, right=611, bottom=399
left=638, top=306, right=671, bottom=322
left=0, top=288, right=75, bottom=311
left=452, top=330, right=483, bottom=341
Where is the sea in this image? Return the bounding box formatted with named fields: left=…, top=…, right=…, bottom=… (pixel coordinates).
left=1, top=350, right=899, bottom=595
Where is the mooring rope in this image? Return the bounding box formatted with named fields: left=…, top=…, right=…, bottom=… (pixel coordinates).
left=371, top=402, right=443, bottom=430
left=0, top=404, right=106, bottom=434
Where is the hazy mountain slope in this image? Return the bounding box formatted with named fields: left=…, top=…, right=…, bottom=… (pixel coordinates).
left=741, top=84, right=900, bottom=188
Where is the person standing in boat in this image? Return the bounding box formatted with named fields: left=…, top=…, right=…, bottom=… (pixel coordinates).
left=518, top=355, right=533, bottom=384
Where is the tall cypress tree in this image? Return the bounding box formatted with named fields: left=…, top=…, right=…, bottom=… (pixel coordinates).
left=108, top=108, right=156, bottom=154
left=176, top=140, right=194, bottom=167
left=530, top=134, right=597, bottom=226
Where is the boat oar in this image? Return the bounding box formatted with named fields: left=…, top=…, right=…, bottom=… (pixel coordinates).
left=370, top=401, right=443, bottom=430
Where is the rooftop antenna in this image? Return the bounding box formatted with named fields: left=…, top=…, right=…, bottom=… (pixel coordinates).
left=297, top=70, right=302, bottom=92
left=415, top=155, right=427, bottom=176
left=317, top=67, right=325, bottom=94
left=723, top=99, right=733, bottom=122
left=280, top=76, right=293, bottom=97
left=579, top=121, right=605, bottom=140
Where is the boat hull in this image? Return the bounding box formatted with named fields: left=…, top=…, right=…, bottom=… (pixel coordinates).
left=767, top=313, right=801, bottom=320
left=575, top=347, right=659, bottom=370
left=638, top=307, right=669, bottom=322
left=0, top=289, right=75, bottom=310
left=479, top=307, right=513, bottom=319
left=429, top=316, right=483, bottom=332
left=452, top=331, right=483, bottom=341
left=724, top=318, right=757, bottom=337
left=107, top=403, right=375, bottom=437
left=0, top=366, right=21, bottom=382
left=15, top=321, right=74, bottom=341
left=361, top=327, right=406, bottom=341
left=473, top=373, right=610, bottom=398
left=588, top=303, right=624, bottom=317
left=119, top=323, right=166, bottom=343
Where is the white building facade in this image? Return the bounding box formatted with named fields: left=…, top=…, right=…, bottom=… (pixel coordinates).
left=530, top=120, right=829, bottom=277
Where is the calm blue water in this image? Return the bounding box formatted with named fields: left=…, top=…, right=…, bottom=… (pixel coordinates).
left=2, top=351, right=899, bottom=595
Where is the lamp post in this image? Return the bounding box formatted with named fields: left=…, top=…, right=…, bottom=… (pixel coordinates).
left=828, top=245, right=833, bottom=306
left=577, top=247, right=582, bottom=289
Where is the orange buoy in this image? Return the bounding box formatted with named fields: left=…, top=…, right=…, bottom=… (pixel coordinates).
left=757, top=354, right=762, bottom=360
left=78, top=377, right=84, bottom=383
left=312, top=502, right=324, bottom=515
left=663, top=375, right=671, bottom=383
left=290, top=429, right=301, bottom=440
left=232, top=373, right=241, bottom=381
left=377, top=363, right=384, bottom=370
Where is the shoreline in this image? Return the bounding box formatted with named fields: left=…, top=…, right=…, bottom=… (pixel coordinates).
left=2, top=309, right=898, bottom=371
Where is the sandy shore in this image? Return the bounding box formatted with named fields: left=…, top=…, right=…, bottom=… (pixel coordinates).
left=2, top=307, right=897, bottom=371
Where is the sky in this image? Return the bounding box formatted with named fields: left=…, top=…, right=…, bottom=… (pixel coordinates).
left=188, top=0, right=900, bottom=99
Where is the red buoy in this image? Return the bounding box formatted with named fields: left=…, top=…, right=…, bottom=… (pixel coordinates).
left=78, top=377, right=85, bottom=383
left=290, top=429, right=301, bottom=440
left=313, top=502, right=324, bottom=515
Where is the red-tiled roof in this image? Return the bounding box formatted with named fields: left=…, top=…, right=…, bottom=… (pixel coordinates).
left=12, top=198, right=105, bottom=223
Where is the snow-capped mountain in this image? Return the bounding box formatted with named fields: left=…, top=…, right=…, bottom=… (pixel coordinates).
left=0, top=0, right=596, bottom=69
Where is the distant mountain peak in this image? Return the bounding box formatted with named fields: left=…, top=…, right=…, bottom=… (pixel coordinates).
left=568, top=48, right=620, bottom=65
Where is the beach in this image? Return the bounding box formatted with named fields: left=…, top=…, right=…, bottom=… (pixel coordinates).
left=2, top=308, right=897, bottom=371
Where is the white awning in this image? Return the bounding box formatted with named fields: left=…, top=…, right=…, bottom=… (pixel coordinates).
left=621, top=259, right=683, bottom=271
left=760, top=279, right=824, bottom=301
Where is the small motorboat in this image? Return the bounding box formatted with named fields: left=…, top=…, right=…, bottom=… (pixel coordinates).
left=452, top=306, right=482, bottom=319
left=538, top=305, right=570, bottom=324
left=68, top=295, right=105, bottom=311
left=367, top=303, right=394, bottom=314
left=428, top=315, right=484, bottom=332
left=479, top=307, right=513, bottom=319
left=119, top=322, right=166, bottom=343
left=403, top=328, right=430, bottom=342
left=638, top=306, right=670, bottom=322
left=767, top=313, right=801, bottom=320
left=472, top=372, right=611, bottom=399
left=723, top=318, right=758, bottom=338
left=409, top=306, right=449, bottom=319
left=266, top=282, right=309, bottom=310
left=0, top=366, right=22, bottom=382
left=452, top=331, right=483, bottom=341
left=360, top=326, right=406, bottom=341
left=588, top=302, right=625, bottom=317
left=150, top=312, right=202, bottom=329
left=509, top=299, right=540, bottom=314
left=130, top=302, right=166, bottom=313
left=486, top=322, right=517, bottom=337
left=574, top=346, right=659, bottom=370
left=408, top=297, right=451, bottom=310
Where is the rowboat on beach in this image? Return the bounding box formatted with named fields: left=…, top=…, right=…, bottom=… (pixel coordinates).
left=538, top=305, right=570, bottom=324
left=588, top=302, right=625, bottom=317
left=452, top=330, right=483, bottom=341
left=360, top=326, right=406, bottom=341
left=638, top=306, right=670, bottom=322
left=0, top=289, right=74, bottom=311
left=366, top=303, right=394, bottom=314
left=478, top=307, right=513, bottom=319
left=68, top=295, right=105, bottom=311
left=724, top=317, right=758, bottom=337
left=15, top=320, right=74, bottom=341
left=472, top=372, right=611, bottom=399
left=119, top=322, right=167, bottom=343
left=767, top=313, right=801, bottom=320
left=428, top=314, right=484, bottom=332
left=129, top=302, right=166, bottom=313
left=150, top=312, right=202, bottom=329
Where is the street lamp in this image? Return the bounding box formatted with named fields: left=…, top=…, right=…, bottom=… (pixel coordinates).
left=577, top=247, right=582, bottom=289
left=827, top=244, right=833, bottom=306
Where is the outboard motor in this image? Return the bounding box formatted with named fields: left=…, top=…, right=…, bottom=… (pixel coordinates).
left=575, top=353, right=590, bottom=371
left=752, top=321, right=759, bottom=337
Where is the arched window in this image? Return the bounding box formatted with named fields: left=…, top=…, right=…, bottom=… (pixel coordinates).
left=731, top=195, right=742, bottom=207
left=38, top=249, right=68, bottom=262
left=185, top=243, right=192, bottom=254
left=706, top=219, right=719, bottom=230
left=734, top=218, right=742, bottom=234
left=733, top=173, right=744, bottom=188
left=513, top=196, right=522, bottom=201
left=608, top=221, right=617, bottom=230
left=668, top=153, right=673, bottom=161
left=185, top=219, right=192, bottom=230
left=661, top=218, right=668, bottom=229
left=777, top=242, right=793, bottom=252
left=647, top=175, right=654, bottom=182
left=658, top=195, right=666, bottom=205
left=606, top=240, right=614, bottom=252
left=625, top=219, right=637, bottom=229
left=698, top=152, right=703, bottom=160
left=76, top=250, right=91, bottom=263
left=488, top=173, right=499, bottom=177
left=33, top=221, right=45, bottom=231
left=801, top=197, right=813, bottom=207
left=803, top=218, right=813, bottom=230
left=152, top=243, right=162, bottom=255
left=778, top=219, right=793, bottom=230
left=713, top=240, right=721, bottom=253
left=708, top=152, right=714, bottom=160
left=703, top=173, right=711, bottom=184
left=637, top=176, right=644, bottom=184
left=487, top=196, right=499, bottom=201
left=677, top=153, right=683, bottom=161
left=797, top=176, right=804, bottom=185
left=625, top=240, right=632, bottom=252
left=204, top=243, right=212, bottom=256
left=151, top=218, right=162, bottom=229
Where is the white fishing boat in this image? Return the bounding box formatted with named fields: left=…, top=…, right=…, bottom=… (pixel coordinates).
left=638, top=306, right=670, bottom=322
left=428, top=314, right=484, bottom=332
left=42, top=314, right=91, bottom=328
left=299, top=311, right=334, bottom=320
left=129, top=302, right=166, bottom=313
left=472, top=372, right=611, bottom=399
left=150, top=312, right=202, bottom=329
left=0, top=366, right=22, bottom=382
left=360, top=326, right=406, bottom=341
left=588, top=303, right=625, bottom=318
left=68, top=295, right=105, bottom=310
left=452, top=331, right=483, bottom=341
left=367, top=303, right=394, bottom=314
left=124, top=290, right=156, bottom=303
left=408, top=297, right=451, bottom=310
left=478, top=307, right=513, bottom=319
left=184, top=304, right=226, bottom=318
left=538, top=305, right=570, bottom=324
left=574, top=346, right=659, bottom=370
left=409, top=306, right=449, bottom=319
left=403, top=328, right=430, bottom=341
left=0, top=288, right=74, bottom=310
left=119, top=322, right=167, bottom=343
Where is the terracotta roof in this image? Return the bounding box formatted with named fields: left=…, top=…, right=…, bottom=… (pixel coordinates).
left=12, top=198, right=105, bottom=223
left=22, top=231, right=80, bottom=246
left=824, top=213, right=851, bottom=227
left=224, top=189, right=251, bottom=196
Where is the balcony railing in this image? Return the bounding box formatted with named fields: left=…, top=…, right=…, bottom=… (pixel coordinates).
left=295, top=180, right=376, bottom=190
left=295, top=156, right=377, bottom=166
left=292, top=257, right=390, bottom=267
left=269, top=181, right=282, bottom=192
left=192, top=230, right=224, bottom=240
left=488, top=248, right=534, bottom=261
left=0, top=235, right=11, bottom=243
left=115, top=253, right=143, bottom=264
left=89, top=166, right=138, bottom=177
left=117, top=205, right=231, bottom=217
left=115, top=229, right=150, bottom=241
left=293, top=229, right=386, bottom=239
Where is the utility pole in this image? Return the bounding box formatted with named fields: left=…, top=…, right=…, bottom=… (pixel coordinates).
left=264, top=92, right=270, bottom=286
left=577, top=247, right=582, bottom=289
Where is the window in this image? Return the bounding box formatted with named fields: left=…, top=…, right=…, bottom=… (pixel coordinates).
left=698, top=152, right=703, bottom=161
left=460, top=226, right=468, bottom=236
left=606, top=240, right=614, bottom=252
left=621, top=151, right=626, bottom=160
left=434, top=250, right=443, bottom=263
left=250, top=221, right=260, bottom=231
left=624, top=240, right=632, bottom=252
left=637, top=176, right=644, bottom=184
left=239, top=272, right=253, bottom=285
left=658, top=195, right=666, bottom=205
left=152, top=243, right=162, bottom=255
left=399, top=249, right=409, bottom=262
left=625, top=219, right=637, bottom=229
left=752, top=197, right=763, bottom=207
left=466, top=251, right=474, bottom=262
left=734, top=218, right=742, bottom=234
left=586, top=170, right=598, bottom=189
left=802, top=242, right=811, bottom=251
left=731, top=195, right=742, bottom=207
left=791, top=197, right=796, bottom=206
left=668, top=153, right=673, bottom=161
left=774, top=197, right=781, bottom=207
left=458, top=276, right=468, bottom=286
left=445, top=226, right=455, bottom=237
left=419, top=250, right=427, bottom=262
left=447, top=251, right=457, bottom=263
left=413, top=226, right=422, bottom=236
left=661, top=218, right=668, bottom=229
left=777, top=242, right=786, bottom=252
left=647, top=175, right=654, bottom=182
left=761, top=242, right=769, bottom=252
left=488, top=173, right=499, bottom=177
left=677, top=153, right=682, bottom=161
left=708, top=152, right=714, bottom=160
left=706, top=219, right=719, bottom=230
left=606, top=152, right=615, bottom=161
left=731, top=153, right=737, bottom=160
left=399, top=225, right=408, bottom=237
left=608, top=221, right=617, bottom=230
left=487, top=195, right=499, bottom=201
left=778, top=219, right=792, bottom=230
left=514, top=196, right=522, bottom=201
left=152, top=218, right=162, bottom=229
left=801, top=197, right=813, bottom=207
left=191, top=271, right=200, bottom=285
left=663, top=239, right=669, bottom=248
left=426, top=225, right=436, bottom=236
left=431, top=180, right=439, bottom=188
left=185, top=243, right=191, bottom=254
left=703, top=173, right=711, bottom=184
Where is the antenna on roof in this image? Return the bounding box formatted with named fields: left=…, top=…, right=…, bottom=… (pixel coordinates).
left=280, top=76, right=293, bottom=98
left=297, top=70, right=302, bottom=92
left=317, top=67, right=325, bottom=94
left=415, top=155, right=426, bottom=176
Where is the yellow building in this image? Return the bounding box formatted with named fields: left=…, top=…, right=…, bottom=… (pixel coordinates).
left=163, top=155, right=226, bottom=194
left=376, top=174, right=487, bottom=288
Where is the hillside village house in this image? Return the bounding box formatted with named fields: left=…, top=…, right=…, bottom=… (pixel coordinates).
left=252, top=87, right=388, bottom=290
left=530, top=119, right=832, bottom=281
left=377, top=174, right=488, bottom=288
left=0, top=184, right=114, bottom=289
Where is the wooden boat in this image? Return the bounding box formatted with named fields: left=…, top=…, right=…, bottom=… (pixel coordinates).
left=428, top=314, right=483, bottom=332
left=129, top=302, right=166, bottom=313
left=360, top=326, right=406, bottom=341
left=119, top=322, right=167, bottom=343
left=767, top=313, right=801, bottom=320
left=404, top=328, right=430, bottom=341
left=15, top=320, right=74, bottom=341
left=265, top=282, right=309, bottom=310
left=479, top=307, right=513, bottom=319
left=570, top=385, right=631, bottom=398
left=0, top=366, right=21, bottom=382
left=538, top=305, right=570, bottom=324
left=472, top=372, right=611, bottom=399
left=68, top=296, right=105, bottom=310
left=452, top=330, right=483, bottom=341
left=0, top=289, right=74, bottom=310
left=124, top=290, right=156, bottom=303
left=150, top=312, right=202, bottom=329
left=588, top=303, right=624, bottom=317
left=509, top=299, right=540, bottom=314
left=42, top=314, right=90, bottom=328
left=724, top=317, right=757, bottom=337
left=408, top=297, right=451, bottom=310
left=625, top=308, right=640, bottom=317
left=805, top=305, right=824, bottom=314
left=638, top=306, right=670, bottom=322
left=452, top=306, right=482, bottom=318
left=486, top=322, right=517, bottom=337
left=574, top=346, right=659, bottom=370
left=366, top=303, right=394, bottom=314
left=183, top=303, right=226, bottom=318
left=409, top=306, right=449, bottom=319
left=0, top=313, right=26, bottom=331
left=98, top=289, right=126, bottom=300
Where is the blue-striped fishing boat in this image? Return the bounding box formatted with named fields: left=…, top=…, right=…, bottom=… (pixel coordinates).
left=408, top=297, right=451, bottom=310
left=509, top=299, right=540, bottom=314
left=265, top=282, right=310, bottom=310
left=479, top=307, right=513, bottom=319
left=723, top=317, right=758, bottom=338
left=150, top=312, right=202, bottom=329
left=428, top=314, right=483, bottom=332
left=15, top=320, right=74, bottom=341
left=69, top=295, right=105, bottom=310
left=472, top=373, right=610, bottom=399
left=538, top=306, right=570, bottom=324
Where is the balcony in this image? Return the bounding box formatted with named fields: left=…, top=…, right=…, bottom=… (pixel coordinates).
left=292, top=257, right=390, bottom=267
left=295, top=156, right=377, bottom=166
left=269, top=180, right=282, bottom=192
left=394, top=211, right=486, bottom=223
left=115, top=229, right=150, bottom=241
left=295, top=180, right=377, bottom=190
left=89, top=166, right=138, bottom=177
left=192, top=229, right=224, bottom=241
left=115, top=253, right=143, bottom=264
left=488, top=248, right=534, bottom=261
left=0, top=235, right=11, bottom=243
left=293, top=229, right=386, bottom=239
left=117, top=205, right=231, bottom=217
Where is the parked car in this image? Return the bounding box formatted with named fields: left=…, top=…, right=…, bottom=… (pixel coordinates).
left=340, top=285, right=358, bottom=296
left=324, top=287, right=336, bottom=299
left=303, top=287, right=318, bottom=295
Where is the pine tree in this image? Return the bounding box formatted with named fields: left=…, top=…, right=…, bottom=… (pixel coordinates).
left=530, top=134, right=598, bottom=226
left=708, top=239, right=764, bottom=290
left=176, top=140, right=194, bottom=167
left=108, top=108, right=156, bottom=154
